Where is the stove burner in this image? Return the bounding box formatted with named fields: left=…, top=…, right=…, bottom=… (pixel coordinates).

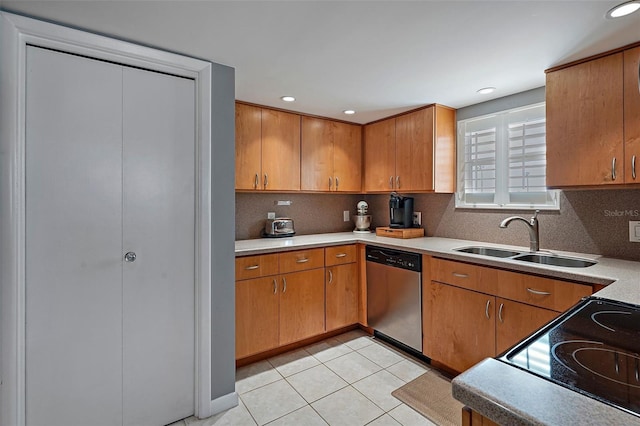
left=591, top=310, right=632, bottom=332
left=501, top=297, right=640, bottom=418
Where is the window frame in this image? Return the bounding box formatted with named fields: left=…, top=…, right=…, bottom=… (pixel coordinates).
left=455, top=102, right=560, bottom=211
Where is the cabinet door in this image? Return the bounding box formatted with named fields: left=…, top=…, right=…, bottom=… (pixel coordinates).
left=546, top=53, right=624, bottom=186
left=624, top=46, right=640, bottom=184
left=364, top=118, right=396, bottom=191
left=495, top=298, right=558, bottom=354
left=235, top=103, right=262, bottom=190
left=333, top=121, right=362, bottom=192
left=262, top=109, right=301, bottom=191
left=301, top=116, right=334, bottom=191
left=396, top=108, right=434, bottom=191
left=236, top=277, right=280, bottom=359
left=427, top=282, right=495, bottom=372
left=326, top=263, right=359, bottom=331
left=279, top=269, right=326, bottom=345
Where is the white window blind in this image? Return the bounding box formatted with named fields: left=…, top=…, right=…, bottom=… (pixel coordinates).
left=456, top=103, right=559, bottom=210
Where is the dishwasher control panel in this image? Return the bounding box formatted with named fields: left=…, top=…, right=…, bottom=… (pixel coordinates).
left=365, top=246, right=421, bottom=272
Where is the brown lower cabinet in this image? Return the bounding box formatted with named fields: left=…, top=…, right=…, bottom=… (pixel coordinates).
left=462, top=407, right=499, bottom=426
left=235, top=245, right=359, bottom=360
left=424, top=256, right=593, bottom=372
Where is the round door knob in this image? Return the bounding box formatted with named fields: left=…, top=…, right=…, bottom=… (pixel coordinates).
left=124, top=252, right=137, bottom=262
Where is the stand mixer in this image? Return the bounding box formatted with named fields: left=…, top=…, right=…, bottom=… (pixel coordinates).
left=352, top=200, right=372, bottom=233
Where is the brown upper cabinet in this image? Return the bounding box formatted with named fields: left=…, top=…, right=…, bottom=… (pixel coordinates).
left=235, top=103, right=301, bottom=191
left=363, top=105, right=456, bottom=193
left=301, top=117, right=362, bottom=192
left=546, top=43, right=640, bottom=187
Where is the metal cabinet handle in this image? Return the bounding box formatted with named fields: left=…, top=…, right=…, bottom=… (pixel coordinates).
left=498, top=303, right=504, bottom=323
left=254, top=173, right=259, bottom=189
left=335, top=176, right=339, bottom=190
left=328, top=269, right=333, bottom=284
left=264, top=173, right=268, bottom=189
left=282, top=277, right=287, bottom=293
left=273, top=278, right=277, bottom=295
left=612, top=157, right=617, bottom=181
left=296, top=258, right=310, bottom=263
left=335, top=253, right=347, bottom=258
left=452, top=272, right=468, bottom=278
left=632, top=155, right=637, bottom=180
left=124, top=252, right=137, bottom=262
left=527, top=288, right=552, bottom=296
left=329, top=176, right=332, bottom=189
left=244, top=265, right=259, bottom=270
left=485, top=300, right=491, bottom=319
left=396, top=176, right=400, bottom=189
left=390, top=176, right=395, bottom=189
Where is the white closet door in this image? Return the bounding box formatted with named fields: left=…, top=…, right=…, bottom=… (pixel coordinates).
left=25, top=47, right=124, bottom=425
left=122, top=68, right=195, bottom=426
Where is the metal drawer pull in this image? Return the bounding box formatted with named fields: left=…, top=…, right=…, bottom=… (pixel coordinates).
left=485, top=300, right=491, bottom=319
left=389, top=176, right=394, bottom=189
left=335, top=176, right=339, bottom=190
left=396, top=176, right=400, bottom=189
left=296, top=258, right=310, bottom=263
left=264, top=173, right=268, bottom=188
left=329, top=176, right=332, bottom=189
left=612, top=157, right=617, bottom=181
left=335, top=253, right=347, bottom=258
left=282, top=277, right=287, bottom=293
left=527, top=288, right=552, bottom=296
left=328, top=269, right=333, bottom=284
left=498, top=303, right=504, bottom=323
left=254, top=173, right=259, bottom=189
left=632, top=155, right=637, bottom=180
left=452, top=272, right=469, bottom=278
left=244, top=265, right=260, bottom=270
left=273, top=279, right=277, bottom=295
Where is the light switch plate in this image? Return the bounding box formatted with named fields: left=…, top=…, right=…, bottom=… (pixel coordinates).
left=267, top=212, right=276, bottom=219
left=630, top=221, right=640, bottom=242
left=343, top=211, right=350, bottom=222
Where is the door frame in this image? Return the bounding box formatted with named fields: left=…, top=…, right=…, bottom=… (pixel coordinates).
left=0, top=12, right=217, bottom=425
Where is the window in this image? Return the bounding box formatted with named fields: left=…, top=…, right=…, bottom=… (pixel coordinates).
left=456, top=103, right=559, bottom=210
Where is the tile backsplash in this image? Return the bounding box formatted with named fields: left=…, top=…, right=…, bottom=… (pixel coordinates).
left=236, top=190, right=640, bottom=262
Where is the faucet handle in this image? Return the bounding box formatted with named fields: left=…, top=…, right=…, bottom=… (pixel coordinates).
left=532, top=209, right=540, bottom=220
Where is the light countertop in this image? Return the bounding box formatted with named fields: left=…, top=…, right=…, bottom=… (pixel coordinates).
left=236, top=231, right=640, bottom=424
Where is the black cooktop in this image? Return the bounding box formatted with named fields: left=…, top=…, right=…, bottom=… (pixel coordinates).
left=499, top=297, right=640, bottom=418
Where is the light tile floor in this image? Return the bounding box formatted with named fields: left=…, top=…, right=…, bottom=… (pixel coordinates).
left=175, top=329, right=443, bottom=426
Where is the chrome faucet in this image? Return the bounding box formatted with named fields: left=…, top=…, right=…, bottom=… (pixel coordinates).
left=500, top=210, right=540, bottom=252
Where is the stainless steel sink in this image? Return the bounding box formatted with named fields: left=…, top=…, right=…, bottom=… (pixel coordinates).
left=454, top=246, right=523, bottom=258
left=453, top=246, right=596, bottom=268
left=512, top=253, right=596, bottom=268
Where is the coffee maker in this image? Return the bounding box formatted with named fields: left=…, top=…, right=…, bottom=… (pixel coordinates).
left=389, top=193, right=414, bottom=228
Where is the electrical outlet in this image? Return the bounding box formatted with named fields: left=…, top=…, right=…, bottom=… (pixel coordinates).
left=267, top=212, right=276, bottom=219
left=630, top=221, right=640, bottom=242
left=343, top=211, right=350, bottom=222
left=413, top=211, right=422, bottom=226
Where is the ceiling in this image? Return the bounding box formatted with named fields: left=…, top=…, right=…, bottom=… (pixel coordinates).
left=3, top=1, right=640, bottom=124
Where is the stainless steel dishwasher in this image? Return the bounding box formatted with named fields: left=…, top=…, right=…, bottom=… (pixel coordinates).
left=366, top=246, right=422, bottom=353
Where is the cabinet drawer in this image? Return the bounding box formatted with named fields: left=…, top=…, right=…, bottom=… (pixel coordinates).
left=432, top=258, right=497, bottom=294
left=325, top=244, right=357, bottom=266
left=279, top=248, right=325, bottom=273
left=496, top=270, right=592, bottom=312
left=235, top=253, right=279, bottom=280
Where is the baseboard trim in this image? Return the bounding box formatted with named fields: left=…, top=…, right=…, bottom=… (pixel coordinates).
left=209, top=391, right=238, bottom=416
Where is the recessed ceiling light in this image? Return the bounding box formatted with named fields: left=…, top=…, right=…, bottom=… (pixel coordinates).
left=343, top=110, right=356, bottom=115
left=606, top=0, right=640, bottom=18
left=477, top=87, right=496, bottom=95
left=281, top=96, right=295, bottom=102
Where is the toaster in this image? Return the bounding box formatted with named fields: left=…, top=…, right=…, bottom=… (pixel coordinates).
left=263, top=217, right=295, bottom=237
